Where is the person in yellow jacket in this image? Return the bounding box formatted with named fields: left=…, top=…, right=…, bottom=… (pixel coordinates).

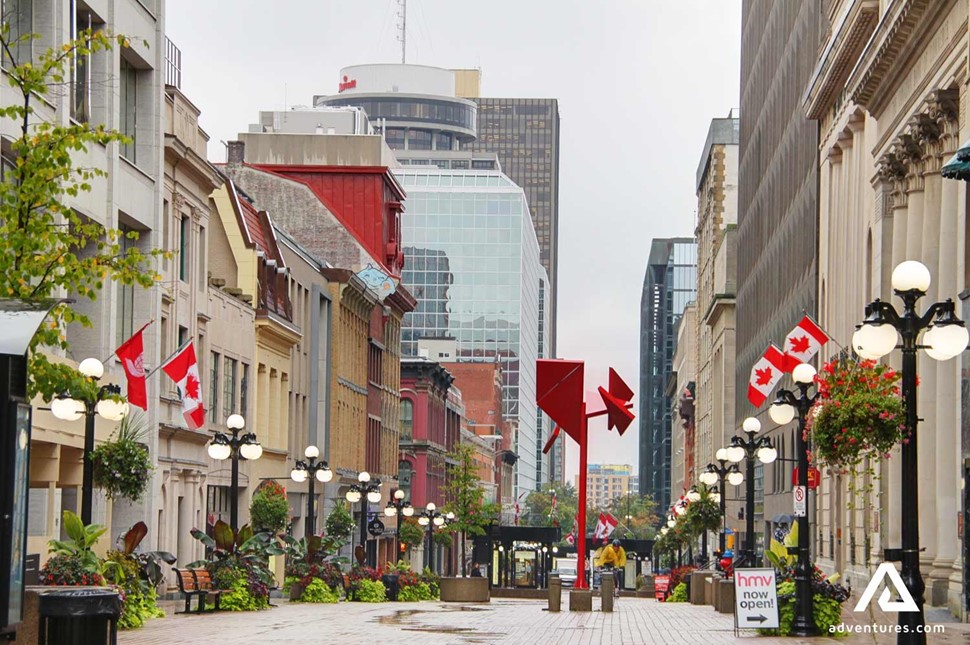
left=598, top=540, right=627, bottom=591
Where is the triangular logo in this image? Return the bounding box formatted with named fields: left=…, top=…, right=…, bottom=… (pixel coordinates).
left=853, top=562, right=919, bottom=613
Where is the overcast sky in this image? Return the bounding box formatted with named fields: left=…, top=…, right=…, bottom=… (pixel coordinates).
left=167, top=1, right=742, bottom=484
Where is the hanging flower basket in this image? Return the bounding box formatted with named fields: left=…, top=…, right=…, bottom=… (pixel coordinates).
left=90, top=413, right=152, bottom=503
left=807, top=358, right=906, bottom=470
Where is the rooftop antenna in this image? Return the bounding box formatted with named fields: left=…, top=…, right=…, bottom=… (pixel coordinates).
left=396, top=0, right=407, bottom=63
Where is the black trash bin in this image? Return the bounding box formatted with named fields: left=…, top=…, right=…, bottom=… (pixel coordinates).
left=39, top=588, right=123, bottom=645
left=381, top=573, right=400, bottom=601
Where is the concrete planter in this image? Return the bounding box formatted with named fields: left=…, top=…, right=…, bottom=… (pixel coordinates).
left=289, top=581, right=304, bottom=601
left=439, top=577, right=490, bottom=602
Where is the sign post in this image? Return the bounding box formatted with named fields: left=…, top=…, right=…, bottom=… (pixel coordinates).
left=734, top=568, right=779, bottom=630
left=793, top=485, right=807, bottom=517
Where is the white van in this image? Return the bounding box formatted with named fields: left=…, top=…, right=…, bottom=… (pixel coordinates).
left=554, top=558, right=578, bottom=587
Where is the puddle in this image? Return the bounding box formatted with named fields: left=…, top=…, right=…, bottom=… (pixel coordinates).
left=373, top=605, right=499, bottom=641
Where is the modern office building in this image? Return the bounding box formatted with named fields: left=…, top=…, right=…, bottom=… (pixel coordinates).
left=395, top=166, right=549, bottom=495
left=580, top=464, right=638, bottom=511
left=737, top=0, right=820, bottom=553
left=639, top=238, right=696, bottom=511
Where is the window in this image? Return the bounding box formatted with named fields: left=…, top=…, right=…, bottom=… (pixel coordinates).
left=116, top=224, right=135, bottom=345
left=223, top=356, right=237, bottom=419
left=240, top=364, right=249, bottom=418
left=400, top=399, right=413, bottom=440
left=197, top=225, right=206, bottom=291
left=71, top=4, right=91, bottom=121
left=206, top=486, right=230, bottom=537
left=398, top=460, right=412, bottom=500
left=209, top=352, right=219, bottom=423
left=119, top=56, right=137, bottom=161
left=179, top=216, right=189, bottom=281
left=3, top=0, right=32, bottom=66
left=162, top=200, right=170, bottom=272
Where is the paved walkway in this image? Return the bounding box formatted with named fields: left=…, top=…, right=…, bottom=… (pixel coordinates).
left=119, top=594, right=970, bottom=645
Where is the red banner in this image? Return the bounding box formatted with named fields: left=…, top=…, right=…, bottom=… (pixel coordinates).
left=792, top=466, right=821, bottom=489
left=654, top=574, right=670, bottom=602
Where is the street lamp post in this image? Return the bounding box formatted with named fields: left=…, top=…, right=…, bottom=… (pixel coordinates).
left=853, top=260, right=968, bottom=644
left=207, top=414, right=262, bottom=532
left=384, top=489, right=414, bottom=557
left=290, top=445, right=332, bottom=538
left=725, top=417, right=778, bottom=566
left=345, top=472, right=382, bottom=566
left=51, top=358, right=130, bottom=525
left=770, top=362, right=820, bottom=637
left=699, top=449, right=744, bottom=554
left=417, top=503, right=453, bottom=574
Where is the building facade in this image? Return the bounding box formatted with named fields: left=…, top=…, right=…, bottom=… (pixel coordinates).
left=693, top=115, right=740, bottom=526
left=737, top=0, right=821, bottom=553
left=580, top=464, right=638, bottom=511
left=396, top=167, right=548, bottom=496
left=669, top=304, right=696, bottom=503
left=802, top=0, right=969, bottom=615
left=638, top=238, right=696, bottom=511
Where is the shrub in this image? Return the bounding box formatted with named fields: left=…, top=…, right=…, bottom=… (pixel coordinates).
left=419, top=566, right=440, bottom=599
left=299, top=578, right=339, bottom=604
left=758, top=581, right=848, bottom=637
left=667, top=582, right=688, bottom=603
left=326, top=502, right=354, bottom=541
left=668, top=565, right=696, bottom=590
left=118, top=588, right=164, bottom=630
left=397, top=582, right=432, bottom=602
left=40, top=554, right=104, bottom=586
left=218, top=576, right=269, bottom=612
left=350, top=579, right=386, bottom=602
left=249, top=481, right=289, bottom=534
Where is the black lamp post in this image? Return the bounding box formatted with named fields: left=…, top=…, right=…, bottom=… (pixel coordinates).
left=417, top=503, right=453, bottom=574
left=345, top=471, right=382, bottom=565
left=853, top=260, right=969, bottom=645
left=770, top=363, right=821, bottom=637
left=725, top=417, right=778, bottom=567
left=207, top=414, right=262, bottom=532
left=50, top=358, right=130, bottom=525
left=384, top=489, right=414, bottom=557
left=290, top=445, right=332, bottom=538
left=699, top=452, right=743, bottom=554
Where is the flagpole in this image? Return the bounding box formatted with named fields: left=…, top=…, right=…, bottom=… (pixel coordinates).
left=145, top=337, right=192, bottom=381
left=103, top=320, right=154, bottom=364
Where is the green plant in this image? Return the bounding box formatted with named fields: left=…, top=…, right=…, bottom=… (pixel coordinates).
left=759, top=581, right=847, bottom=637
left=326, top=502, right=354, bottom=541
left=397, top=582, right=433, bottom=602
left=218, top=576, right=268, bottom=612
left=668, top=565, right=695, bottom=590
left=47, top=511, right=119, bottom=581
left=442, top=444, right=501, bottom=575
left=420, top=566, right=440, bottom=598
left=90, top=413, right=153, bottom=503
left=0, top=21, right=164, bottom=402
left=682, top=486, right=722, bottom=536
left=433, top=528, right=454, bottom=548
left=350, top=578, right=386, bottom=602
left=249, top=480, right=289, bottom=534
left=40, top=553, right=103, bottom=586
left=667, top=582, right=688, bottom=602
left=117, top=587, right=164, bottom=630
left=298, top=578, right=340, bottom=603
left=809, top=358, right=906, bottom=469
left=398, top=518, right=425, bottom=550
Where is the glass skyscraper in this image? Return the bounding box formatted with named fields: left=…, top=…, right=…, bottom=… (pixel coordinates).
left=639, top=238, right=697, bottom=511
left=395, top=168, right=549, bottom=495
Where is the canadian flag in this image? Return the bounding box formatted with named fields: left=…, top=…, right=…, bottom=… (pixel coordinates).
left=564, top=517, right=578, bottom=544
left=161, top=341, right=205, bottom=429
left=747, top=344, right=788, bottom=407
left=593, top=512, right=618, bottom=543
left=783, top=316, right=829, bottom=372
left=114, top=322, right=150, bottom=410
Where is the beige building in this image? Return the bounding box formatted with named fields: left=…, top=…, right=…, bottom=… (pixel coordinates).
left=578, top=464, right=638, bottom=512
left=669, top=303, right=696, bottom=503
left=803, top=0, right=968, bottom=616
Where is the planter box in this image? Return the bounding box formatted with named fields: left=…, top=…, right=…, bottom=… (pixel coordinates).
left=439, top=577, right=489, bottom=602
left=289, top=582, right=304, bottom=601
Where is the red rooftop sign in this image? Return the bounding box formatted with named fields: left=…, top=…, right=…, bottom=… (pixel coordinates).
left=338, top=75, right=357, bottom=93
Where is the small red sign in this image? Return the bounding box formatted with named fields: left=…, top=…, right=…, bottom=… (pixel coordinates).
left=654, top=574, right=670, bottom=602
left=792, top=466, right=821, bottom=489
left=338, top=75, right=357, bottom=93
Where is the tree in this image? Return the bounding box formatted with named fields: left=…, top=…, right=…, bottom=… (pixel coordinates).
left=442, top=444, right=499, bottom=576
left=607, top=493, right=659, bottom=540
left=0, top=19, right=163, bottom=401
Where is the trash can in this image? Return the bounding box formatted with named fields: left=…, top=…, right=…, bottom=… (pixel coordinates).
left=381, top=574, right=400, bottom=601
left=39, top=588, right=122, bottom=645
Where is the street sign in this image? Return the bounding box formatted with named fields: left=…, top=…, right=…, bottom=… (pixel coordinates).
left=367, top=518, right=385, bottom=537
left=654, top=574, right=670, bottom=602
left=793, top=485, right=807, bottom=517
left=734, top=568, right=779, bottom=630
left=792, top=466, right=820, bottom=489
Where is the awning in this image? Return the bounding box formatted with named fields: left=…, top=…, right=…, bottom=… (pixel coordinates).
left=771, top=514, right=794, bottom=524
left=941, top=139, right=970, bottom=180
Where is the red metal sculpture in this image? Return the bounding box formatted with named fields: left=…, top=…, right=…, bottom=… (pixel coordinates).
left=536, top=360, right=635, bottom=590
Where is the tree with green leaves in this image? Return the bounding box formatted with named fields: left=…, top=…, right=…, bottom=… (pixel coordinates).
left=442, top=443, right=500, bottom=576
left=607, top=493, right=659, bottom=540
left=0, top=19, right=163, bottom=401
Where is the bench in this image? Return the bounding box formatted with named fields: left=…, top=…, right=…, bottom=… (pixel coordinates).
left=174, top=568, right=228, bottom=613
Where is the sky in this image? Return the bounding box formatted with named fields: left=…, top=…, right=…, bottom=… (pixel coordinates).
left=166, top=0, right=742, bottom=484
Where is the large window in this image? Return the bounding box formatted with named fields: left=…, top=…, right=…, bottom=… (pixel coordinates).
left=223, top=357, right=237, bottom=419
left=398, top=460, right=412, bottom=500
left=70, top=4, right=91, bottom=121
left=119, top=57, right=137, bottom=161
left=400, top=399, right=413, bottom=441
left=116, top=224, right=135, bottom=344
left=178, top=216, right=189, bottom=281
left=240, top=364, right=250, bottom=418
left=3, top=0, right=33, bottom=66
left=209, top=352, right=219, bottom=424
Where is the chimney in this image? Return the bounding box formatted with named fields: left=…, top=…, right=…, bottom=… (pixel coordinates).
left=227, top=140, right=245, bottom=165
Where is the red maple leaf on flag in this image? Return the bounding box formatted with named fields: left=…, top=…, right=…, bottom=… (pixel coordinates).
left=184, top=373, right=201, bottom=399
left=755, top=367, right=774, bottom=386
left=789, top=335, right=811, bottom=354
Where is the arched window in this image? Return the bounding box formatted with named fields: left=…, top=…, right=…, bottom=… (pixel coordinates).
left=401, top=398, right=413, bottom=440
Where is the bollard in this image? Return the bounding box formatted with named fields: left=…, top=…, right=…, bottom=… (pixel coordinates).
left=601, top=571, right=614, bottom=613
left=548, top=574, right=562, bottom=612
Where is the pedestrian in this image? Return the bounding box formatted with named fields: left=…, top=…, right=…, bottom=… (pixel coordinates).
left=471, top=563, right=483, bottom=578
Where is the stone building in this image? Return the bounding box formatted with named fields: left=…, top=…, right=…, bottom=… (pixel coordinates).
left=669, top=303, right=696, bottom=502
left=802, top=0, right=968, bottom=615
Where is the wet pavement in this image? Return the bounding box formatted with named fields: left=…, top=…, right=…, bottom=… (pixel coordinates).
left=118, top=593, right=970, bottom=644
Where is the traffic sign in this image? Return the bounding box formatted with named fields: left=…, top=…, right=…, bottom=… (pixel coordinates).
left=734, top=568, right=779, bottom=630
left=792, top=466, right=820, bottom=489
left=793, top=485, right=807, bottom=517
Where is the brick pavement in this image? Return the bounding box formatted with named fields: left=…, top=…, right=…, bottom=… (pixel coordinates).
left=119, top=594, right=970, bottom=645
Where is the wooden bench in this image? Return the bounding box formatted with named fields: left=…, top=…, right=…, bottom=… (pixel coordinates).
left=174, top=568, right=228, bottom=613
